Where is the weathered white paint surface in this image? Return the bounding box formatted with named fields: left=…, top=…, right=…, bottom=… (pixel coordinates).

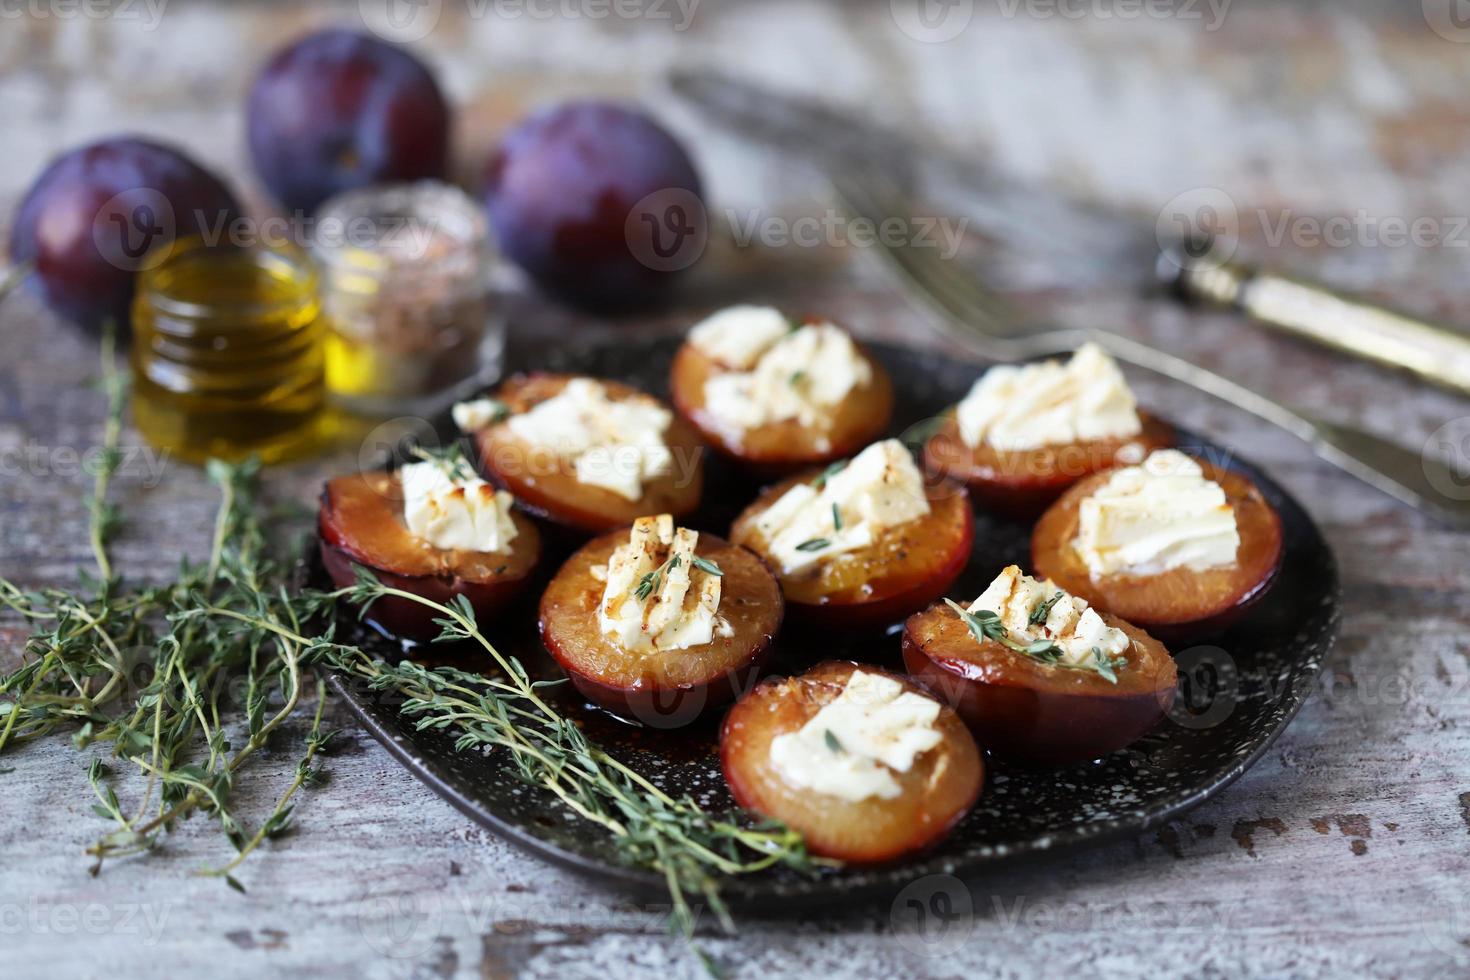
left=4, top=2, right=1470, bottom=977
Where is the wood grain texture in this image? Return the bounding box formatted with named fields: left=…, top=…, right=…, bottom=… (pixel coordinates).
left=4, top=2, right=1470, bottom=977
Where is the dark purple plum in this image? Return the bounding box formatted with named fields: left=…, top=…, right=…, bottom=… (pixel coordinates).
left=483, top=101, right=705, bottom=310
left=247, top=30, right=450, bottom=214
left=8, top=137, right=242, bottom=332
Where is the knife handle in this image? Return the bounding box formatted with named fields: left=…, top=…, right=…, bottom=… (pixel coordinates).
left=1163, top=250, right=1470, bottom=398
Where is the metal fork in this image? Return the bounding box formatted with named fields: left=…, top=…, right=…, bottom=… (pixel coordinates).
left=829, top=170, right=1470, bottom=528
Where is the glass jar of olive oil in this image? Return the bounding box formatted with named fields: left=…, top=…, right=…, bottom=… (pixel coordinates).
left=131, top=237, right=327, bottom=464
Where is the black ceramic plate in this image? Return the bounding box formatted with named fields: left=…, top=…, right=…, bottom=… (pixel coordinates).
left=311, top=336, right=1339, bottom=907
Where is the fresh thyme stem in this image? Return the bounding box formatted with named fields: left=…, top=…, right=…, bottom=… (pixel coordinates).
left=88, top=323, right=125, bottom=584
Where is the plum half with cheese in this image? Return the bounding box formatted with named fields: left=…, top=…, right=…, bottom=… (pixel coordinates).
left=462, top=374, right=704, bottom=534
left=319, top=458, right=542, bottom=641
left=923, top=343, right=1173, bottom=518
left=902, top=565, right=1176, bottom=766
left=1032, top=448, right=1283, bottom=641
left=670, top=305, right=894, bottom=474
left=720, top=661, right=983, bottom=864
left=730, top=439, right=972, bottom=629
left=539, top=514, right=783, bottom=726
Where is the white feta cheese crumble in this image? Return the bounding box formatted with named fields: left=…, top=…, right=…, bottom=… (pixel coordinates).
left=451, top=398, right=506, bottom=432
left=967, top=565, right=1129, bottom=668
left=768, top=670, right=943, bottom=803
left=1076, top=449, right=1241, bottom=577
left=749, top=439, right=930, bottom=574
left=955, top=342, right=1142, bottom=451
left=400, top=460, right=518, bottom=554
left=687, top=305, right=793, bottom=369
left=692, top=312, right=872, bottom=446
left=598, top=515, right=728, bottom=653
left=504, top=378, right=673, bottom=501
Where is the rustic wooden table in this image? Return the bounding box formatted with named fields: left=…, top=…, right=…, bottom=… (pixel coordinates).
left=5, top=2, right=1470, bottom=977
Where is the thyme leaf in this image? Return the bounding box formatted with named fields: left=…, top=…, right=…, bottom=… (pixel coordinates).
left=795, top=538, right=831, bottom=553
left=1029, top=591, right=1064, bottom=626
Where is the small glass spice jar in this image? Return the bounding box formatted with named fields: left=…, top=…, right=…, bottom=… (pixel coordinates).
left=313, top=182, right=502, bottom=418
left=131, top=237, right=327, bottom=464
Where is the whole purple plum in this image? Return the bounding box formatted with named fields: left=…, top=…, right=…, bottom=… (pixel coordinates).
left=8, top=137, right=242, bottom=332
left=247, top=30, right=450, bottom=214
left=483, top=101, right=706, bottom=310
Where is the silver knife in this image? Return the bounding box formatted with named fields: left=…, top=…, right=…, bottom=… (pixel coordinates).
left=670, top=68, right=1470, bottom=397
left=671, top=68, right=1470, bottom=527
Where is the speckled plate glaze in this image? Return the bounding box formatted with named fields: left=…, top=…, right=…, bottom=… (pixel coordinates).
left=311, top=336, right=1339, bottom=907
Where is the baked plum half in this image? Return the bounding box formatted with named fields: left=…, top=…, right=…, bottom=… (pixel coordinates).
left=924, top=410, right=1174, bottom=519
left=902, top=566, right=1177, bottom=766
left=730, top=440, right=973, bottom=629
left=668, top=307, right=894, bottom=474
left=1032, top=451, right=1283, bottom=641
left=539, top=515, right=782, bottom=727
left=469, top=374, right=704, bottom=534
left=319, top=471, right=541, bottom=640
left=720, top=661, right=983, bottom=864
left=922, top=342, right=1173, bottom=519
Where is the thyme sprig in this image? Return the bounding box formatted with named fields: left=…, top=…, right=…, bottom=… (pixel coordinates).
left=634, top=553, right=681, bottom=602
left=0, top=332, right=814, bottom=957
left=0, top=332, right=332, bottom=887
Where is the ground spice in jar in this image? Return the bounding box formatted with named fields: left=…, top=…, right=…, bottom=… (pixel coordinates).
left=314, top=182, right=501, bottom=417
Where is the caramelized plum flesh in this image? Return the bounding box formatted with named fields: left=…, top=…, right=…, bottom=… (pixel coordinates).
left=720, top=661, right=983, bottom=864
left=1031, top=461, right=1283, bottom=640
left=668, top=340, right=894, bottom=474
left=538, top=530, right=782, bottom=726
left=730, top=474, right=973, bottom=629
left=473, top=373, right=704, bottom=535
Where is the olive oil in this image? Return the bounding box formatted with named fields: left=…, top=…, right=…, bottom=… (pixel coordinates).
left=131, top=238, right=327, bottom=464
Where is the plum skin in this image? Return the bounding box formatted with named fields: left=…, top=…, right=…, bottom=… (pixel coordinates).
left=8, top=137, right=242, bottom=331
left=541, top=627, right=775, bottom=728
left=247, top=29, right=450, bottom=214
left=483, top=101, right=703, bottom=310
